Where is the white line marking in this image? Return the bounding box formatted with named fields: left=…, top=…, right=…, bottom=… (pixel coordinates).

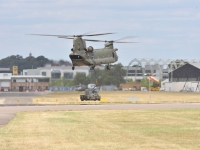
left=0, top=99, right=5, bottom=104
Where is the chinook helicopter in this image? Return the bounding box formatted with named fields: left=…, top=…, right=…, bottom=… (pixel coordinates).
left=28, top=32, right=136, bottom=70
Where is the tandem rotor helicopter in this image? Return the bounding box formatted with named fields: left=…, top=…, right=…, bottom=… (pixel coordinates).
left=28, top=32, right=136, bottom=70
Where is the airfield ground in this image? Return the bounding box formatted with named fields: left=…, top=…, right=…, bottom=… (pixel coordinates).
left=0, top=91, right=200, bottom=150
left=0, top=109, right=200, bottom=150
left=32, top=91, right=200, bottom=104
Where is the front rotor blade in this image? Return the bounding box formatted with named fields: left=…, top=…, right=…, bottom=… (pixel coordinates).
left=82, top=31, right=96, bottom=36
left=58, top=37, right=74, bottom=39
left=83, top=32, right=115, bottom=36
left=27, top=32, right=115, bottom=37
left=27, top=34, right=73, bottom=38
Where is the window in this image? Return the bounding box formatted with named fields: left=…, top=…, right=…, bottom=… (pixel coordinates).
left=51, top=73, right=61, bottom=79
left=64, top=72, right=73, bottom=80
left=42, top=72, right=46, bottom=76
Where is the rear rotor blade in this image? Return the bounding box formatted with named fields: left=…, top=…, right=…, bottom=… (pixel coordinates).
left=84, top=39, right=106, bottom=42
left=114, top=41, right=138, bottom=43
left=83, top=38, right=137, bottom=43
left=114, top=36, right=137, bottom=42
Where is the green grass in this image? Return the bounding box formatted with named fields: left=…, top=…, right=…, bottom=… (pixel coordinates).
left=0, top=109, right=200, bottom=150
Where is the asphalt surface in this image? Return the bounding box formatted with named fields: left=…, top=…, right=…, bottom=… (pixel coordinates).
left=0, top=92, right=200, bottom=128
left=0, top=92, right=46, bottom=105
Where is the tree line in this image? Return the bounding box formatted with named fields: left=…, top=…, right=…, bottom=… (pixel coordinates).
left=0, top=55, right=71, bottom=72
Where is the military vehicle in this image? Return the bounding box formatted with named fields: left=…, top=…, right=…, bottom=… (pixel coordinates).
left=28, top=32, right=136, bottom=70
left=80, top=87, right=101, bottom=101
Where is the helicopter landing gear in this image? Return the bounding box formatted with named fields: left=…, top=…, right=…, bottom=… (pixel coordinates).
left=90, top=65, right=95, bottom=70
left=105, top=64, right=111, bottom=70
left=72, top=66, right=75, bottom=70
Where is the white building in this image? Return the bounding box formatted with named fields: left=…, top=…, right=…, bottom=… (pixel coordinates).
left=23, top=65, right=91, bottom=80
left=0, top=68, right=12, bottom=91
left=124, top=65, right=167, bottom=82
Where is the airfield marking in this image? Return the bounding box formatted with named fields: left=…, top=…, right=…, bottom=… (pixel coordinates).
left=0, top=99, right=5, bottom=104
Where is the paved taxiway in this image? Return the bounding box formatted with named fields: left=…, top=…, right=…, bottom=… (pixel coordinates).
left=0, top=92, right=200, bottom=128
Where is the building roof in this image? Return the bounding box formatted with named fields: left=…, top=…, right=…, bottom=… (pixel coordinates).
left=11, top=75, right=50, bottom=78
left=0, top=68, right=10, bottom=71
left=189, top=63, right=200, bottom=69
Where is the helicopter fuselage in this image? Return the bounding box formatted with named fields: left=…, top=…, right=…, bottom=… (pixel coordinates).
left=69, top=37, right=118, bottom=69
left=69, top=48, right=118, bottom=67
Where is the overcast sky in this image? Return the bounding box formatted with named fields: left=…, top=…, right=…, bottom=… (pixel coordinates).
left=0, top=0, right=200, bottom=66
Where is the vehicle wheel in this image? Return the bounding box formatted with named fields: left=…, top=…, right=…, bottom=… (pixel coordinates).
left=72, top=66, right=75, bottom=70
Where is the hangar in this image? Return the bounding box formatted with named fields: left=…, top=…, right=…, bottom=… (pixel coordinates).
left=162, top=63, right=200, bottom=92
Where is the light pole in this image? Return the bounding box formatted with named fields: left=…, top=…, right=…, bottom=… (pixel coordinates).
left=144, top=73, right=156, bottom=101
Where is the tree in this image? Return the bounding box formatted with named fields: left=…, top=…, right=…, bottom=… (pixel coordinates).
left=67, top=80, right=74, bottom=86
left=141, top=77, right=150, bottom=88
left=107, top=63, right=126, bottom=86
left=152, top=80, right=161, bottom=87
left=88, top=63, right=126, bottom=86
left=89, top=68, right=102, bottom=85
left=50, top=79, right=57, bottom=86
left=126, top=78, right=134, bottom=84
left=73, top=73, right=90, bottom=85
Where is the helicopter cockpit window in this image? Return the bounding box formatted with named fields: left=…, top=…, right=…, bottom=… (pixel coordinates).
left=70, top=55, right=83, bottom=60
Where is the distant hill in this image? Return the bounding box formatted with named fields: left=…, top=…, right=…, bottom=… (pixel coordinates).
left=0, top=55, right=72, bottom=71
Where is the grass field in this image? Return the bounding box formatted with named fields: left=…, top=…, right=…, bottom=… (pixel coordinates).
left=0, top=109, right=200, bottom=150
left=32, top=91, right=200, bottom=104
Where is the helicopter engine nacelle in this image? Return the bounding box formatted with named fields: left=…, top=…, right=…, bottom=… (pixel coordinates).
left=87, top=46, right=93, bottom=52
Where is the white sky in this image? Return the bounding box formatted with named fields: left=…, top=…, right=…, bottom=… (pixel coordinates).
left=0, top=0, right=200, bottom=65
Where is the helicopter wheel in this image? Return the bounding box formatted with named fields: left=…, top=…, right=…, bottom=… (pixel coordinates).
left=106, top=65, right=111, bottom=70
left=72, top=66, right=75, bottom=70
left=90, top=65, right=95, bottom=70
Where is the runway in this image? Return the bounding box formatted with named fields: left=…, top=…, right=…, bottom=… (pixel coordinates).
left=1, top=103, right=200, bottom=128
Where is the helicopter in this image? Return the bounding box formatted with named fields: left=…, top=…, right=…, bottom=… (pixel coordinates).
left=28, top=32, right=136, bottom=70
